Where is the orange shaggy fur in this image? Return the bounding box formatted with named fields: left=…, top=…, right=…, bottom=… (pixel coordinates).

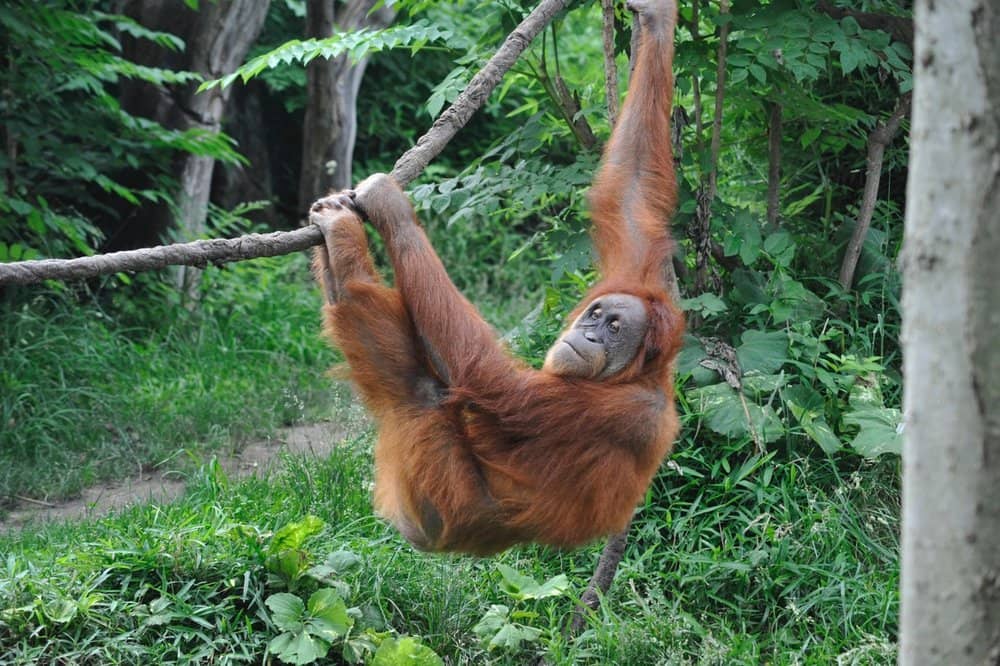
left=313, top=0, right=683, bottom=556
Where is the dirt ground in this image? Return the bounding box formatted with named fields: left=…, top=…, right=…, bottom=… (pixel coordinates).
left=1, top=418, right=362, bottom=531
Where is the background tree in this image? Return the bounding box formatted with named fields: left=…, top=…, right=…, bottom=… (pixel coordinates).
left=298, top=0, right=395, bottom=211
left=119, top=0, right=270, bottom=298
left=899, top=0, right=1000, bottom=662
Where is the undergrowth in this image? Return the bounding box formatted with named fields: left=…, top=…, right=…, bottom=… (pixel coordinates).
left=0, top=426, right=899, bottom=664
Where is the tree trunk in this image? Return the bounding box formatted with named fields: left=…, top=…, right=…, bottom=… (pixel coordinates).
left=837, top=93, right=910, bottom=290
left=117, top=0, right=269, bottom=298
left=297, top=0, right=394, bottom=213
left=175, top=0, right=270, bottom=298
left=899, top=1, right=1000, bottom=664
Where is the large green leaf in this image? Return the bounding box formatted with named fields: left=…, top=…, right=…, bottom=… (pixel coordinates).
left=844, top=406, right=902, bottom=458
left=304, top=589, right=353, bottom=642
left=497, top=564, right=569, bottom=601
left=488, top=624, right=543, bottom=650
left=784, top=384, right=843, bottom=454
left=689, top=383, right=784, bottom=443
left=269, top=630, right=329, bottom=665
left=269, top=516, right=325, bottom=554
left=736, top=330, right=789, bottom=374
left=472, top=605, right=510, bottom=640
left=267, top=593, right=306, bottom=633
left=371, top=637, right=444, bottom=666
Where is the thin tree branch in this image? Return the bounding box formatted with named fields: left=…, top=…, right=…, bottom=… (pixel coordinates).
left=815, top=0, right=913, bottom=46
left=537, top=34, right=599, bottom=151
left=600, top=0, right=619, bottom=127
left=693, top=0, right=730, bottom=298
left=706, top=0, right=730, bottom=204
left=0, top=0, right=570, bottom=287
left=838, top=92, right=911, bottom=289
left=766, top=101, right=783, bottom=229
left=390, top=0, right=571, bottom=184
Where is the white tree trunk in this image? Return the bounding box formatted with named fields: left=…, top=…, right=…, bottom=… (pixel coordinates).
left=899, top=1, right=1000, bottom=663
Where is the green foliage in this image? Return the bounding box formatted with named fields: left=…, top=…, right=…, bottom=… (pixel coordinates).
left=471, top=565, right=571, bottom=654
left=203, top=20, right=454, bottom=92
left=267, top=589, right=354, bottom=664
left=371, top=636, right=444, bottom=666
left=0, top=1, right=240, bottom=262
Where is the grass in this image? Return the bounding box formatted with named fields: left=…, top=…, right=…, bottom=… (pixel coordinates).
left=0, top=255, right=336, bottom=502
left=0, top=422, right=900, bottom=664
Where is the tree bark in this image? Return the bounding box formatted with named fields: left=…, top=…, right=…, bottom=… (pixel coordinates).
left=899, top=1, right=1000, bottom=664
left=176, top=0, right=270, bottom=299
left=837, top=93, right=910, bottom=290
left=297, top=0, right=394, bottom=212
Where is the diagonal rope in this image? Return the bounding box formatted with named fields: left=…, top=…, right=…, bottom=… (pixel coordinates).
left=0, top=0, right=569, bottom=287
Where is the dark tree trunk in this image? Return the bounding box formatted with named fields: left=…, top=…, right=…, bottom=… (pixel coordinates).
left=297, top=0, right=395, bottom=213
left=116, top=0, right=270, bottom=298
left=837, top=93, right=910, bottom=290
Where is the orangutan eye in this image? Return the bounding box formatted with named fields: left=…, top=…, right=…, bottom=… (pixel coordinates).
left=591, top=308, right=602, bottom=320
left=609, top=319, right=621, bottom=334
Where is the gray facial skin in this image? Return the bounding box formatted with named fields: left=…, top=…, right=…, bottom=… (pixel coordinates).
left=543, top=293, right=649, bottom=380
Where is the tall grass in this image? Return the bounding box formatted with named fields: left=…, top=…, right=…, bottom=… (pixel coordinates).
left=0, top=255, right=335, bottom=502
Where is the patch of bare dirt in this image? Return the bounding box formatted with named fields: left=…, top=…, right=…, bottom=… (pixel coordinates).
left=1, top=420, right=361, bottom=531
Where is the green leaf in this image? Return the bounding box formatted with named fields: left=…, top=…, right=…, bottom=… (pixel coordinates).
left=42, top=598, right=77, bottom=624
left=267, top=593, right=306, bottom=632
left=681, top=293, right=728, bottom=318
left=488, top=624, right=543, bottom=650
left=497, top=565, right=568, bottom=601
left=805, top=417, right=842, bottom=454
left=304, top=589, right=353, bottom=642
left=763, top=231, right=796, bottom=267
left=844, top=406, right=902, bottom=458
left=800, top=126, right=822, bottom=148
left=269, top=630, right=330, bottom=665
left=785, top=385, right=843, bottom=454
left=472, top=605, right=510, bottom=640
left=324, top=549, right=362, bottom=574
left=688, top=383, right=783, bottom=443
left=736, top=330, right=788, bottom=374
left=269, top=516, right=325, bottom=554
left=371, top=636, right=444, bottom=666
left=769, top=275, right=825, bottom=324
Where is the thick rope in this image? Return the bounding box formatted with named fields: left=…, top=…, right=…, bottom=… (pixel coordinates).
left=0, top=0, right=569, bottom=286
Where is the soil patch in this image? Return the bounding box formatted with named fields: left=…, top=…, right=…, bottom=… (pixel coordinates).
left=1, top=420, right=360, bottom=530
